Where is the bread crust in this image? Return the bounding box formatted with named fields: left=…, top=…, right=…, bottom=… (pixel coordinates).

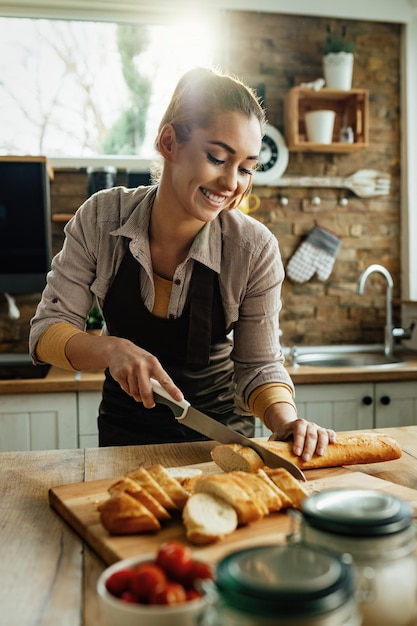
left=194, top=473, right=265, bottom=525
left=262, top=432, right=402, bottom=469
left=211, top=433, right=402, bottom=472
left=108, top=477, right=171, bottom=521
left=98, top=492, right=160, bottom=535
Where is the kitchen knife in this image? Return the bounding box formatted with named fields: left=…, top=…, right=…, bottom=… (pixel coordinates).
left=151, top=379, right=306, bottom=482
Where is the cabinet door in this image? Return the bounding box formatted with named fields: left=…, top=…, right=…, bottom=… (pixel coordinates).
left=295, top=383, right=374, bottom=431
left=374, top=382, right=417, bottom=428
left=0, top=392, right=77, bottom=451
left=77, top=391, right=101, bottom=447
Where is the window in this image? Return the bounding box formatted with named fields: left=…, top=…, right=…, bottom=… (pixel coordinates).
left=0, top=13, right=220, bottom=164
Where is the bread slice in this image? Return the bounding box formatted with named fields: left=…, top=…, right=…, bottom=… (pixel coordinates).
left=108, top=477, right=171, bottom=521
left=263, top=467, right=310, bottom=509
left=98, top=492, right=160, bottom=535
left=210, top=443, right=264, bottom=473
left=165, top=467, right=203, bottom=484
left=182, top=492, right=238, bottom=544
left=255, top=468, right=293, bottom=508
left=229, top=472, right=269, bottom=516
left=146, top=464, right=190, bottom=510
left=233, top=470, right=283, bottom=513
left=193, top=473, right=265, bottom=525
left=125, top=466, right=177, bottom=510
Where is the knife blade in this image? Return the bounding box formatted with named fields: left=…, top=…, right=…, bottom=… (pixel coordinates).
left=151, top=379, right=306, bottom=482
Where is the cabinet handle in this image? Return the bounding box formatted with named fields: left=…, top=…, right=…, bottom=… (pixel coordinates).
left=362, top=396, right=373, bottom=406
left=380, top=395, right=391, bottom=406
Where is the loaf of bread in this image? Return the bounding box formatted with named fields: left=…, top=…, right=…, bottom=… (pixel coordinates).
left=182, top=492, right=238, bottom=544
left=211, top=432, right=402, bottom=472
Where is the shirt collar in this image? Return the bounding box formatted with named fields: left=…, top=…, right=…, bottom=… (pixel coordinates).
left=111, top=186, right=222, bottom=274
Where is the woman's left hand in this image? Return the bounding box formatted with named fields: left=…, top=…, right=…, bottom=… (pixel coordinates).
left=264, top=404, right=336, bottom=462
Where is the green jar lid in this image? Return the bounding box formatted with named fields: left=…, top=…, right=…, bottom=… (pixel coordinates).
left=216, top=544, right=355, bottom=618
left=302, top=489, right=412, bottom=537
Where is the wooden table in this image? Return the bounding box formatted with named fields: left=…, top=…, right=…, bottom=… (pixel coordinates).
left=2, top=427, right=417, bottom=626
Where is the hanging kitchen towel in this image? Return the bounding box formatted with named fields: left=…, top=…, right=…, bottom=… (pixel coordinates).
left=286, top=225, right=341, bottom=283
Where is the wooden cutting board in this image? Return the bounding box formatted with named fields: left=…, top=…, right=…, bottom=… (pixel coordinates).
left=49, top=463, right=417, bottom=566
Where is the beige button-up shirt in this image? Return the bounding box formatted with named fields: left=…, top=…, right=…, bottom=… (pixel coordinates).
left=30, top=185, right=293, bottom=414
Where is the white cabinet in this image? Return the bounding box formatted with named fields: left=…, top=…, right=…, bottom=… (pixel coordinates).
left=295, top=381, right=417, bottom=430
left=373, top=381, right=417, bottom=428
left=255, top=380, right=417, bottom=437
left=0, top=392, right=78, bottom=452
left=77, top=391, right=101, bottom=448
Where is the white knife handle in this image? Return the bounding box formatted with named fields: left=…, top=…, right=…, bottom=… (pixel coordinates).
left=150, top=378, right=190, bottom=419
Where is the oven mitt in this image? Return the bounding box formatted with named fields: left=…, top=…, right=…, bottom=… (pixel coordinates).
left=286, top=226, right=341, bottom=283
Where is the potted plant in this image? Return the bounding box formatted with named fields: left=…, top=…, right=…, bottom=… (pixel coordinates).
left=86, top=301, right=104, bottom=333
left=321, top=24, right=355, bottom=90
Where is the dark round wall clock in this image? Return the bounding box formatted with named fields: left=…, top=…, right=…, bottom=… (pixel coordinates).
left=252, top=124, right=289, bottom=186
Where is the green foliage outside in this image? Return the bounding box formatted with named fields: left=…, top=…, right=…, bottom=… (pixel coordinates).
left=101, top=24, right=152, bottom=154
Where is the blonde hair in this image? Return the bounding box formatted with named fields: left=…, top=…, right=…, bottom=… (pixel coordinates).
left=151, top=67, right=266, bottom=182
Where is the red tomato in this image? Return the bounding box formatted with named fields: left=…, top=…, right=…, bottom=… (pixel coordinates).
left=130, top=563, right=167, bottom=601
left=186, top=561, right=214, bottom=587
left=105, top=568, right=135, bottom=597
left=156, top=541, right=194, bottom=581
left=150, top=581, right=187, bottom=605
left=185, top=588, right=202, bottom=602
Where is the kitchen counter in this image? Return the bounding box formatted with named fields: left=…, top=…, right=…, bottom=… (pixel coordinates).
left=1, top=426, right=417, bottom=626
left=1, top=349, right=417, bottom=396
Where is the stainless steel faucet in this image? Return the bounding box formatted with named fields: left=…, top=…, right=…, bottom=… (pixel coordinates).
left=358, top=264, right=394, bottom=357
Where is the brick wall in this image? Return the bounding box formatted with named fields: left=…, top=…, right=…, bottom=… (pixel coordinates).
left=227, top=12, right=401, bottom=348
left=0, top=11, right=402, bottom=354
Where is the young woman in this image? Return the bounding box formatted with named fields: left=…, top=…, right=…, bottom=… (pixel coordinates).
left=30, top=67, right=335, bottom=458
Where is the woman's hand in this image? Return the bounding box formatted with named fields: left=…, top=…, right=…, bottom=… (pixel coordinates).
left=66, top=333, right=183, bottom=406
left=264, top=403, right=336, bottom=462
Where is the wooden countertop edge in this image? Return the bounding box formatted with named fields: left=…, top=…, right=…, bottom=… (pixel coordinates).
left=1, top=358, right=417, bottom=394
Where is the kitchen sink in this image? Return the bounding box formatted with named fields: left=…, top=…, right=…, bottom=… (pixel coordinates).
left=0, top=363, right=51, bottom=380
left=294, top=351, right=405, bottom=369
left=0, top=354, right=51, bottom=380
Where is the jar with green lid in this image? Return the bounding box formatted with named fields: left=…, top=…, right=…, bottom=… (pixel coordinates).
left=300, top=489, right=417, bottom=626
left=198, top=544, right=361, bottom=626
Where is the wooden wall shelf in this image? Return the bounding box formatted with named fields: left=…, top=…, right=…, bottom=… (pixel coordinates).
left=284, top=87, right=369, bottom=152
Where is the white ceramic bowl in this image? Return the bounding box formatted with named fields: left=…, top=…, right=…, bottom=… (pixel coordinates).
left=97, top=554, right=208, bottom=626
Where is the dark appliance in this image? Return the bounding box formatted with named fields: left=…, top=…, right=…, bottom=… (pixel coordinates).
left=0, top=156, right=52, bottom=293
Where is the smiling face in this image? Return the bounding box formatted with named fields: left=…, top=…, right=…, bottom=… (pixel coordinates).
left=161, top=111, right=262, bottom=224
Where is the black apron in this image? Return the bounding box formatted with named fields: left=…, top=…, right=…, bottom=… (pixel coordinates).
left=98, top=249, right=254, bottom=446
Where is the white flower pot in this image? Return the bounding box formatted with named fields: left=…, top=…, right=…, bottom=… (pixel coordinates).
left=323, top=52, right=354, bottom=90
left=305, top=110, right=336, bottom=144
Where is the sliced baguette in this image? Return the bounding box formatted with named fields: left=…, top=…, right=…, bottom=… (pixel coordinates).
left=182, top=492, right=238, bottom=544
left=194, top=473, right=265, bottom=525
left=255, top=468, right=293, bottom=509
left=125, top=466, right=177, bottom=510
left=263, top=467, right=310, bottom=509
left=210, top=443, right=264, bottom=473
left=98, top=492, right=160, bottom=535
left=211, top=432, right=402, bottom=472
left=234, top=470, right=284, bottom=513
left=108, top=477, right=171, bottom=521
left=146, top=464, right=190, bottom=510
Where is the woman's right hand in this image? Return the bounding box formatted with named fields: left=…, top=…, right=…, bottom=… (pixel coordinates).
left=108, top=338, right=184, bottom=407
left=66, top=333, right=183, bottom=407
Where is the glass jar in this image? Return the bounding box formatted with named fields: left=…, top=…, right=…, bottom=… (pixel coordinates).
left=300, top=489, right=417, bottom=626
left=87, top=166, right=117, bottom=196
left=198, top=544, right=361, bottom=626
